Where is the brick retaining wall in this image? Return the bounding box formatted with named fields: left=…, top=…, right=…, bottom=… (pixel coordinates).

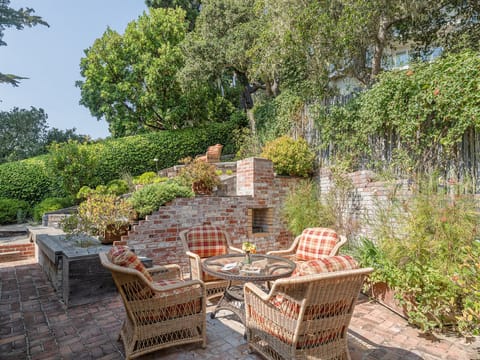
left=0, top=243, right=35, bottom=263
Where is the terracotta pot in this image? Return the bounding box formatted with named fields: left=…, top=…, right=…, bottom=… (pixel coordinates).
left=101, top=224, right=130, bottom=244
left=366, top=282, right=409, bottom=319
left=192, top=180, right=212, bottom=195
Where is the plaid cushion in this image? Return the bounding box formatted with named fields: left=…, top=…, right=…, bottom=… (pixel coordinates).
left=108, top=246, right=153, bottom=282
left=185, top=225, right=228, bottom=258
left=292, top=255, right=358, bottom=277
left=296, top=228, right=339, bottom=261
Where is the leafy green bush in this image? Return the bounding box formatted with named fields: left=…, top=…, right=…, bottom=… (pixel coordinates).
left=254, top=90, right=305, bottom=142
left=282, top=172, right=357, bottom=237
left=356, top=176, right=480, bottom=335
left=0, top=198, right=30, bottom=224
left=63, top=194, right=134, bottom=241
left=105, top=179, right=129, bottom=195
left=133, top=172, right=167, bottom=185
left=33, top=197, right=75, bottom=223
left=176, top=157, right=221, bottom=194
left=282, top=180, right=325, bottom=236
left=261, top=136, right=315, bottom=177
left=128, top=182, right=193, bottom=218
left=0, top=160, right=55, bottom=205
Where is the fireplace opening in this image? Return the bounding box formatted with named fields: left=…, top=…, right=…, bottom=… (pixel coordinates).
left=248, top=208, right=273, bottom=237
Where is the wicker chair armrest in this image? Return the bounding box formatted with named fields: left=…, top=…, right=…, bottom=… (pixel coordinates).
left=266, top=249, right=295, bottom=256
left=185, top=250, right=201, bottom=260
left=244, top=282, right=273, bottom=302
left=267, top=234, right=301, bottom=256
left=185, top=251, right=202, bottom=280
left=148, top=264, right=182, bottom=281
left=330, top=234, right=348, bottom=256
left=228, top=245, right=244, bottom=254
left=151, top=278, right=205, bottom=293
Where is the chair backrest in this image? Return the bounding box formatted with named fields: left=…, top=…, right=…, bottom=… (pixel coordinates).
left=206, top=144, right=223, bottom=162
left=296, top=227, right=340, bottom=260
left=269, top=268, right=373, bottom=332
left=180, top=225, right=229, bottom=258
left=99, top=251, right=155, bottom=304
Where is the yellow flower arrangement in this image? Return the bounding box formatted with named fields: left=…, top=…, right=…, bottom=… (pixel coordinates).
left=242, top=241, right=257, bottom=253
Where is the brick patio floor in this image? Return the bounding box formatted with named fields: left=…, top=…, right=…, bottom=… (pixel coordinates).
left=1, top=259, right=478, bottom=360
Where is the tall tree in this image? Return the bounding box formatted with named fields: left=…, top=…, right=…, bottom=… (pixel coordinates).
left=397, top=0, right=480, bottom=54
left=77, top=8, right=190, bottom=137
left=255, top=0, right=439, bottom=89
left=0, top=107, right=85, bottom=163
left=0, top=0, right=48, bottom=87
left=180, top=0, right=263, bottom=110
left=0, top=107, right=47, bottom=162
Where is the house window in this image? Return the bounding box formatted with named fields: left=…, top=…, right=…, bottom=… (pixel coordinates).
left=394, top=51, right=409, bottom=68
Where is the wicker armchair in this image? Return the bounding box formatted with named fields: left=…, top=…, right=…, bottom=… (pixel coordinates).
left=196, top=144, right=223, bottom=163
left=244, top=267, right=373, bottom=360
left=180, top=224, right=242, bottom=301
left=267, top=227, right=347, bottom=263
left=99, top=248, right=206, bottom=360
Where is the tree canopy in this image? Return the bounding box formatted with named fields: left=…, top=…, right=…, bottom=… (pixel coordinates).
left=79, top=0, right=480, bottom=137
left=145, top=0, right=201, bottom=30
left=0, top=107, right=86, bottom=164
left=77, top=7, right=236, bottom=138
left=0, top=0, right=48, bottom=87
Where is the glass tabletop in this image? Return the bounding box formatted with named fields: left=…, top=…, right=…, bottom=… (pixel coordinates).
left=202, top=253, right=296, bottom=282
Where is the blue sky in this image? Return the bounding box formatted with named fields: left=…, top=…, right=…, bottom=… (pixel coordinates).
left=0, top=1, right=148, bottom=139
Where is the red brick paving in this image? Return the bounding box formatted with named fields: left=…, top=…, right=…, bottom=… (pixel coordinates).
left=1, top=259, right=478, bottom=360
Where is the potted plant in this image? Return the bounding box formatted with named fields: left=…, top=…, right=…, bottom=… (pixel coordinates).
left=177, top=157, right=221, bottom=195
left=63, top=194, right=135, bottom=244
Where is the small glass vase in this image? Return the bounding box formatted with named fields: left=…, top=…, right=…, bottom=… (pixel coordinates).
left=244, top=251, right=251, bottom=264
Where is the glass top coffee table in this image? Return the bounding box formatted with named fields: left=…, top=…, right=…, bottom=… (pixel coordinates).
left=202, top=253, right=296, bottom=326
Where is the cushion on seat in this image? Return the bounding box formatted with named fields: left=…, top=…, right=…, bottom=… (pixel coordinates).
left=248, top=304, right=347, bottom=349
left=292, top=255, right=358, bottom=277
left=185, top=225, right=228, bottom=258
left=108, top=246, right=153, bottom=282
left=296, top=227, right=339, bottom=261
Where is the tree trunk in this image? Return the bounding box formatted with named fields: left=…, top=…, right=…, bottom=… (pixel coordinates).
left=371, top=16, right=389, bottom=82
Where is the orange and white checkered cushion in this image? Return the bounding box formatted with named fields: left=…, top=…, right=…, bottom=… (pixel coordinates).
left=108, top=246, right=153, bottom=282
left=249, top=296, right=351, bottom=348
left=185, top=225, right=228, bottom=258
left=296, top=227, right=339, bottom=261
left=292, top=255, right=358, bottom=277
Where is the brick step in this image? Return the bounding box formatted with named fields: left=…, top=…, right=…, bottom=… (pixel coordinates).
left=0, top=243, right=35, bottom=263
left=0, top=250, right=21, bottom=255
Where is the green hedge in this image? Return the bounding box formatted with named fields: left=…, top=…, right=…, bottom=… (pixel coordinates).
left=0, top=198, right=30, bottom=224
left=0, top=160, right=56, bottom=205
left=38, top=120, right=241, bottom=197
left=32, top=196, right=75, bottom=222
left=0, top=120, right=241, bottom=209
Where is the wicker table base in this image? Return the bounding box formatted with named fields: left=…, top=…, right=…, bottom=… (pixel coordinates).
left=203, top=254, right=296, bottom=327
